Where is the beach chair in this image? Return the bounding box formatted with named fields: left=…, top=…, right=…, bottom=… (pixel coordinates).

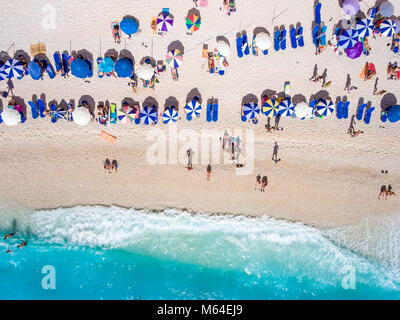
left=343, top=101, right=349, bottom=119
left=213, top=102, right=218, bottom=121
left=296, top=26, right=304, bottom=47
left=62, top=53, right=70, bottom=75
left=364, top=107, right=375, bottom=124
left=110, top=103, right=117, bottom=124
left=53, top=52, right=63, bottom=73
left=206, top=103, right=212, bottom=122
left=319, top=25, right=328, bottom=46
left=356, top=103, right=367, bottom=121
left=290, top=26, right=297, bottom=49
left=50, top=104, right=58, bottom=123
left=280, top=28, right=287, bottom=50
left=28, top=101, right=39, bottom=119
left=315, top=2, right=322, bottom=25
left=236, top=34, right=243, bottom=58
left=37, top=99, right=46, bottom=118
left=242, top=33, right=250, bottom=55
left=274, top=29, right=280, bottom=51
left=336, top=101, right=343, bottom=119
left=312, top=25, right=320, bottom=46
left=252, top=35, right=258, bottom=56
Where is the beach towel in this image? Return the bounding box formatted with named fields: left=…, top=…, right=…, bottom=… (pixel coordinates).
left=100, top=130, right=117, bottom=144
left=336, top=101, right=343, bottom=119
left=30, top=42, right=46, bottom=56
left=200, top=0, right=208, bottom=7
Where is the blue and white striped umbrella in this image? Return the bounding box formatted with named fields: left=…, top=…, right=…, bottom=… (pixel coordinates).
left=356, top=18, right=374, bottom=38
left=185, top=99, right=201, bottom=117
left=338, top=29, right=359, bottom=49
left=315, top=99, right=334, bottom=116
left=243, top=102, right=260, bottom=120
left=0, top=66, right=7, bottom=81
left=140, top=106, right=158, bottom=125
left=379, top=19, right=397, bottom=37
left=278, top=98, right=295, bottom=116
left=1, top=59, right=24, bottom=78
left=162, top=108, right=178, bottom=124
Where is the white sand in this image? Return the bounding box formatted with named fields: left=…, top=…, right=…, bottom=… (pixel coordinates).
left=0, top=0, right=400, bottom=227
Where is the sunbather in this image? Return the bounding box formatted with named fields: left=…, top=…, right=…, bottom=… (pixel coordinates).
left=351, top=130, right=364, bottom=137
left=113, top=24, right=121, bottom=44
left=67, top=103, right=74, bottom=121
left=363, top=37, right=371, bottom=56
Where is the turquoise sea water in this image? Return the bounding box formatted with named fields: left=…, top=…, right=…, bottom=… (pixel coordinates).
left=0, top=204, right=399, bottom=300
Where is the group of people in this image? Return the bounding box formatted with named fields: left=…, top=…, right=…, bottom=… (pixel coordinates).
left=378, top=184, right=395, bottom=200
left=103, top=158, right=118, bottom=173
left=387, top=62, right=400, bottom=80
left=221, top=130, right=242, bottom=164
left=255, top=174, right=268, bottom=192
left=3, top=232, right=27, bottom=253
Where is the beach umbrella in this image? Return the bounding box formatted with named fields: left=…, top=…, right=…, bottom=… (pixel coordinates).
left=28, top=61, right=42, bottom=80
left=262, top=99, right=279, bottom=118
left=0, top=65, right=6, bottom=81
left=294, top=102, right=313, bottom=119
left=379, top=19, right=397, bottom=37
left=157, top=13, right=173, bottom=32
left=315, top=99, right=334, bottom=117
left=2, top=107, right=20, bottom=126
left=1, top=59, right=24, bottom=79
left=342, top=0, right=360, bottom=16
left=186, top=14, right=201, bottom=32
left=217, top=41, right=230, bottom=57
left=278, top=98, right=295, bottom=116
left=338, top=29, right=359, bottom=48
left=114, top=58, right=133, bottom=77
left=136, top=64, right=154, bottom=80
left=388, top=105, right=400, bottom=123
left=165, top=49, right=183, bottom=68
left=72, top=107, right=90, bottom=126
left=394, top=19, right=400, bottom=34
left=356, top=18, right=374, bottom=38
left=117, top=105, right=136, bottom=124
left=346, top=41, right=363, bottom=59
left=243, top=102, right=260, bottom=120
left=140, top=106, right=157, bottom=125
left=120, top=17, right=139, bottom=36
left=71, top=59, right=90, bottom=78
left=99, top=57, right=114, bottom=73
left=162, top=108, right=178, bottom=124
left=379, top=1, right=394, bottom=18
left=185, top=99, right=201, bottom=117
left=255, top=32, right=272, bottom=50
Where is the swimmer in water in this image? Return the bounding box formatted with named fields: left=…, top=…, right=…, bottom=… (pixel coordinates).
left=3, top=232, right=16, bottom=240
left=18, top=240, right=27, bottom=249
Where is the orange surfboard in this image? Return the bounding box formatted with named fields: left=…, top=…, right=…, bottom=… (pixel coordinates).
left=100, top=130, right=117, bottom=144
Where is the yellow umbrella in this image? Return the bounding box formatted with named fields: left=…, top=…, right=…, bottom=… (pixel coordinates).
left=262, top=99, right=280, bottom=118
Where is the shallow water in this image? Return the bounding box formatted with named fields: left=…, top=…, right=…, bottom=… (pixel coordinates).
left=0, top=205, right=399, bottom=299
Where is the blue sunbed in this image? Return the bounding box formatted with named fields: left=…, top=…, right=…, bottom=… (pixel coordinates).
left=62, top=53, right=69, bottom=75
left=297, top=26, right=304, bottom=47
left=315, top=2, right=322, bottom=25
left=28, top=101, right=39, bottom=119
left=252, top=35, right=257, bottom=55
left=236, top=35, right=243, bottom=58
left=336, top=101, right=343, bottom=119
left=280, top=28, right=287, bottom=50
left=356, top=103, right=367, bottom=121
left=319, top=26, right=328, bottom=46
left=53, top=52, right=62, bottom=73
left=50, top=104, right=57, bottom=123
left=241, top=115, right=247, bottom=122
left=343, top=101, right=349, bottom=119
left=212, top=103, right=218, bottom=122
left=364, top=107, right=375, bottom=124
left=45, top=60, right=56, bottom=79
left=290, top=27, right=297, bottom=49
left=274, top=29, right=280, bottom=51
left=312, top=25, right=320, bottom=46
left=242, top=33, right=250, bottom=55
left=206, top=104, right=212, bottom=122
left=187, top=113, right=192, bottom=121
left=37, top=99, right=46, bottom=118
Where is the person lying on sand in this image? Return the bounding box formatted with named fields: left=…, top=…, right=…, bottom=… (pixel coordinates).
left=350, top=130, right=364, bottom=137
left=18, top=240, right=27, bottom=249
left=3, top=232, right=16, bottom=240
left=363, top=37, right=371, bottom=56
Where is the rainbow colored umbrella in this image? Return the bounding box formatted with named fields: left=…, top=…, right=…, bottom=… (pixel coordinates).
left=186, top=14, right=201, bottom=32
left=165, top=49, right=183, bottom=68
left=117, top=105, right=136, bottom=124
left=262, top=99, right=280, bottom=118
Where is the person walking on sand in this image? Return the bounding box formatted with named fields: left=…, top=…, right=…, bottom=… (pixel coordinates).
left=378, top=185, right=387, bottom=200
left=255, top=174, right=261, bottom=190
left=261, top=176, right=268, bottom=192
left=272, top=142, right=279, bottom=162
left=207, top=164, right=212, bottom=181
left=187, top=148, right=194, bottom=170
left=104, top=158, right=111, bottom=173
left=388, top=184, right=396, bottom=196
left=111, top=160, right=118, bottom=173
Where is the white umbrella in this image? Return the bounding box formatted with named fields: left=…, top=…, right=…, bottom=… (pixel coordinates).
left=72, top=107, right=90, bottom=126
left=217, top=41, right=230, bottom=57
left=294, top=102, right=313, bottom=119
left=137, top=64, right=154, bottom=80
left=379, top=1, right=394, bottom=18
left=255, top=32, right=272, bottom=50
left=394, top=19, right=400, bottom=34
left=2, top=107, right=21, bottom=126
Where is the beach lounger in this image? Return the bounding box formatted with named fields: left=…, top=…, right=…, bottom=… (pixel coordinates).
left=296, top=26, right=304, bottom=47
left=206, top=103, right=212, bottom=122
left=356, top=103, right=367, bottom=121
left=312, top=25, right=320, bottom=46
left=364, top=107, right=375, bottom=124
left=290, top=27, right=297, bottom=49
left=343, top=101, right=349, bottom=119
left=252, top=35, right=258, bottom=56
left=280, top=28, right=287, bottom=50
left=53, top=52, right=62, bottom=73
left=274, top=29, right=280, bottom=51
left=336, top=101, right=343, bottom=119
left=242, top=33, right=250, bottom=55
left=319, top=25, right=328, bottom=46
left=37, top=99, right=46, bottom=118
left=0, top=111, right=2, bottom=124
left=44, top=59, right=56, bottom=79
left=315, top=2, right=322, bottom=25
left=110, top=103, right=117, bottom=124
left=213, top=103, right=218, bottom=121
left=187, top=113, right=193, bottom=121
left=28, top=101, right=39, bottom=119
left=236, top=34, right=243, bottom=58
left=62, top=53, right=69, bottom=75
